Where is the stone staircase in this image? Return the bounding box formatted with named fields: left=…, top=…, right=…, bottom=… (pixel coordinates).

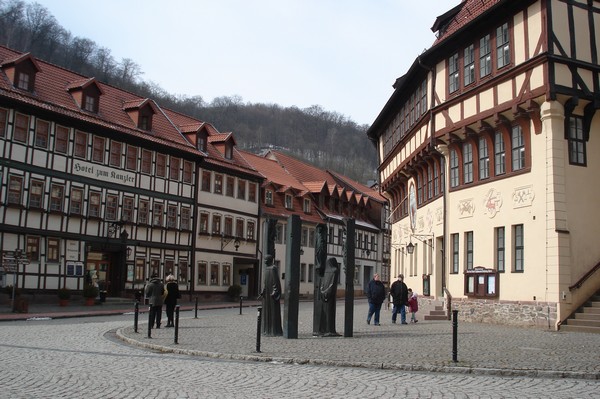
left=560, top=291, right=600, bottom=334
left=424, top=304, right=448, bottom=321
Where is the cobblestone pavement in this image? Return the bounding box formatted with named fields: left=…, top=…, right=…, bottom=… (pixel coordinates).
left=116, top=300, right=600, bottom=380
left=1, top=310, right=599, bottom=398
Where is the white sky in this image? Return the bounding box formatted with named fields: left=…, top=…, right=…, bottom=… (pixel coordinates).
left=32, top=0, right=458, bottom=126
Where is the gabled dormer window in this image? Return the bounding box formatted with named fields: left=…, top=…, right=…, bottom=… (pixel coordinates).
left=225, top=142, right=233, bottom=159
left=67, top=78, right=102, bottom=113
left=303, top=198, right=311, bottom=213
left=17, top=71, right=30, bottom=90
left=1, top=53, right=41, bottom=93
left=285, top=194, right=293, bottom=210
left=124, top=99, right=155, bottom=131
left=198, top=131, right=208, bottom=152
left=265, top=190, right=273, bottom=206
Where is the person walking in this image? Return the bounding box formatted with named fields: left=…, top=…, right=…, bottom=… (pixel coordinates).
left=390, top=274, right=409, bottom=324
left=365, top=273, right=386, bottom=326
left=145, top=273, right=165, bottom=329
left=164, top=274, right=180, bottom=327
left=408, top=288, right=419, bottom=323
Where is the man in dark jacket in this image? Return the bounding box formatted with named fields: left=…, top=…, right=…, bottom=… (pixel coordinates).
left=145, top=273, right=164, bottom=329
left=390, top=274, right=409, bottom=324
left=365, top=273, right=386, bottom=325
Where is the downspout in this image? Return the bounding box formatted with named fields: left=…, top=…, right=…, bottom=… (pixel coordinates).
left=418, top=56, right=447, bottom=296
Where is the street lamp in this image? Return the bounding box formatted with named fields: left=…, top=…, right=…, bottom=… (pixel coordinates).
left=221, top=233, right=241, bottom=251
left=406, top=242, right=415, bottom=255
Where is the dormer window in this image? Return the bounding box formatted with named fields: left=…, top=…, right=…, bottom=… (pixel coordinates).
left=225, top=142, right=233, bottom=159
left=124, top=99, right=155, bottom=131
left=1, top=53, right=41, bottom=93
left=83, top=94, right=96, bottom=112
left=285, top=194, right=293, bottom=210
left=17, top=71, right=30, bottom=91
left=67, top=78, right=102, bottom=113
left=303, top=198, right=311, bottom=213
left=198, top=130, right=208, bottom=152
left=265, top=190, right=273, bottom=206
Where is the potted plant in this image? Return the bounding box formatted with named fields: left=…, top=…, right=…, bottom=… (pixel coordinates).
left=57, top=287, right=71, bottom=306
left=82, top=284, right=99, bottom=306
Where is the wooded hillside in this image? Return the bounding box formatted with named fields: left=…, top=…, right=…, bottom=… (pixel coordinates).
left=0, top=0, right=378, bottom=183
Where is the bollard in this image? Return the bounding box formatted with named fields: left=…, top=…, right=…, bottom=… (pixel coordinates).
left=239, top=296, right=243, bottom=315
left=452, top=309, right=459, bottom=363
left=134, top=301, right=139, bottom=333
left=256, top=305, right=262, bottom=353
left=147, top=305, right=152, bottom=339
left=174, top=305, right=180, bottom=344
left=194, top=297, right=198, bottom=319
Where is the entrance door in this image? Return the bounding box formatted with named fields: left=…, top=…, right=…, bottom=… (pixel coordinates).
left=86, top=252, right=109, bottom=292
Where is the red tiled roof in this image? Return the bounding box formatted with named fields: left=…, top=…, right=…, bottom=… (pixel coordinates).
left=432, top=0, right=501, bottom=46
left=0, top=45, right=261, bottom=180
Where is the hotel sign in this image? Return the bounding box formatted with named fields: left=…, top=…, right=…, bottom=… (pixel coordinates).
left=73, top=160, right=135, bottom=186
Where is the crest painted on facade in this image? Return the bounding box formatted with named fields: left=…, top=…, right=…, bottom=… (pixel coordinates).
left=458, top=199, right=475, bottom=218
left=483, top=188, right=503, bottom=218
left=513, top=185, right=535, bottom=209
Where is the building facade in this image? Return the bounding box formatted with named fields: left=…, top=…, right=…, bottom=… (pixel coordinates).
left=367, top=0, right=600, bottom=328
left=0, top=46, right=262, bottom=300
left=245, top=150, right=388, bottom=295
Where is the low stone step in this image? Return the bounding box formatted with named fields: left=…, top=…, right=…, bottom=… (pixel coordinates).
left=429, top=310, right=446, bottom=316
left=589, top=301, right=600, bottom=308
left=424, top=315, right=448, bottom=321
left=583, top=307, right=600, bottom=314
left=560, top=324, right=600, bottom=334
left=575, top=312, right=600, bottom=320
left=566, top=318, right=600, bottom=328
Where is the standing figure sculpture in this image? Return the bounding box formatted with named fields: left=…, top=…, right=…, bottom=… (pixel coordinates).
left=313, top=224, right=327, bottom=336
left=319, top=257, right=340, bottom=336
left=261, top=255, right=283, bottom=336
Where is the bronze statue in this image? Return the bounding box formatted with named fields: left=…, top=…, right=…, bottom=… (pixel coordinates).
left=319, top=257, right=340, bottom=336
left=313, top=224, right=327, bottom=336
left=260, top=255, right=283, bottom=336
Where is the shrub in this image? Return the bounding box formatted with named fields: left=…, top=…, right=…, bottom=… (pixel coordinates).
left=58, top=287, right=71, bottom=300
left=227, top=284, right=242, bottom=299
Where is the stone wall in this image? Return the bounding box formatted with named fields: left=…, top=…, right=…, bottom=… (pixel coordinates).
left=450, top=298, right=558, bottom=329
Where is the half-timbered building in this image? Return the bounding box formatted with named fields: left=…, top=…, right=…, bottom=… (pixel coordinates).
left=367, top=0, right=600, bottom=328
left=250, top=150, right=389, bottom=294
left=0, top=46, right=261, bottom=300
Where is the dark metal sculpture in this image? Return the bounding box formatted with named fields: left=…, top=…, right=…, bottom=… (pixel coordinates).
left=313, top=223, right=327, bottom=336
left=260, top=254, right=283, bottom=336
left=320, top=257, right=340, bottom=336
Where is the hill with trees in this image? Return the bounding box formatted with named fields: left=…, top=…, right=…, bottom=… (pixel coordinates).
left=0, top=0, right=378, bottom=183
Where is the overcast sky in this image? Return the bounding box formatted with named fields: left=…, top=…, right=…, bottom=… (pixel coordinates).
left=32, top=0, right=458, bottom=126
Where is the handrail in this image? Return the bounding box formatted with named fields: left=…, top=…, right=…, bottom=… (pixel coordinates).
left=443, top=287, right=452, bottom=321
left=569, top=261, right=600, bottom=291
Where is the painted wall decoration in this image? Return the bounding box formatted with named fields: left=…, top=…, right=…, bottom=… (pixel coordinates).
left=458, top=198, right=475, bottom=218
left=409, top=181, right=417, bottom=232
left=513, top=185, right=535, bottom=209
left=483, top=188, right=503, bottom=218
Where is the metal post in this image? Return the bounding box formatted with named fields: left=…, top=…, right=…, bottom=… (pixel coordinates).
left=174, top=305, right=180, bottom=344
left=256, top=305, right=262, bottom=353
left=194, top=297, right=198, bottom=319
left=239, top=296, right=243, bottom=315
left=452, top=309, right=459, bottom=363
left=147, top=306, right=152, bottom=338
left=134, top=301, right=139, bottom=333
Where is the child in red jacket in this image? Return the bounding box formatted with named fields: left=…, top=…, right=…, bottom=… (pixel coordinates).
left=407, top=288, right=418, bottom=323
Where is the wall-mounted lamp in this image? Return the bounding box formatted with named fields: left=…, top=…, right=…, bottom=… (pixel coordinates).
left=406, top=233, right=434, bottom=254
left=126, top=247, right=132, bottom=257
left=221, top=233, right=241, bottom=251
left=406, top=242, right=415, bottom=255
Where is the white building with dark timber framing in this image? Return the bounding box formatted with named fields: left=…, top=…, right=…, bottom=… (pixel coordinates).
left=368, top=0, right=600, bottom=330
